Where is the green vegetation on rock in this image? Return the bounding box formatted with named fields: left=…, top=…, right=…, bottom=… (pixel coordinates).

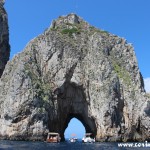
left=61, top=27, right=80, bottom=36
left=113, top=62, right=131, bottom=86
left=24, top=63, right=52, bottom=107
left=89, top=26, right=109, bottom=35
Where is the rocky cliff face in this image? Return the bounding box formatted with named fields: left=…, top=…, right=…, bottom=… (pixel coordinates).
left=0, top=0, right=10, bottom=77
left=0, top=14, right=149, bottom=141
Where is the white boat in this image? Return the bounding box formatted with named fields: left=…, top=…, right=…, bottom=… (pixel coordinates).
left=69, top=133, right=78, bottom=142
left=70, top=137, right=77, bottom=142
left=82, top=133, right=95, bottom=143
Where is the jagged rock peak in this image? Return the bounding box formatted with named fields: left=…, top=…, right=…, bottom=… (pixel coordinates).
left=50, top=13, right=89, bottom=29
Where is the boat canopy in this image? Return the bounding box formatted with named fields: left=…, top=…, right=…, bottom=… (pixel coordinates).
left=47, top=132, right=59, bottom=135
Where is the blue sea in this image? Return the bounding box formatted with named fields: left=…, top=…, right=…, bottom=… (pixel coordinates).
left=0, top=140, right=148, bottom=150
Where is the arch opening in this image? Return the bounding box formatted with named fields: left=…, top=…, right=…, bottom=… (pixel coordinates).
left=62, top=113, right=97, bottom=141
left=64, top=117, right=86, bottom=140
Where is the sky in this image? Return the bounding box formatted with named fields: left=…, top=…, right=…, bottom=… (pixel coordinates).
left=4, top=0, right=150, bottom=138
left=64, top=118, right=85, bottom=139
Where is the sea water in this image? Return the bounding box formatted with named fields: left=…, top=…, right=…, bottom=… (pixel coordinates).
left=0, top=140, right=147, bottom=150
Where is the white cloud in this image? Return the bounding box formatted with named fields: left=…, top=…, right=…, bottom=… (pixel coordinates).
left=144, top=78, right=150, bottom=93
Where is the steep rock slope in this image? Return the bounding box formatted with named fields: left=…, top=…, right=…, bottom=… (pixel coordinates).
left=0, top=0, right=10, bottom=77
left=0, top=14, right=149, bottom=141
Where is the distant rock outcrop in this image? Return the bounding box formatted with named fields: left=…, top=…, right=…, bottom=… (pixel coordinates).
left=0, top=0, right=10, bottom=77
left=0, top=14, right=149, bottom=141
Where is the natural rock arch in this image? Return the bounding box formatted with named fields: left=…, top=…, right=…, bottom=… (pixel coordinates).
left=48, top=81, right=97, bottom=141
left=0, top=13, right=150, bottom=142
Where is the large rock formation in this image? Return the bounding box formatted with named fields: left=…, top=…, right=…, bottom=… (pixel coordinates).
left=0, top=0, right=10, bottom=77
left=0, top=14, right=149, bottom=141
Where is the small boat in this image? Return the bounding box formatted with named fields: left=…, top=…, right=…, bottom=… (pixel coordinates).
left=82, top=133, right=95, bottom=143
left=69, top=137, right=78, bottom=142
left=69, top=133, right=78, bottom=142
left=46, top=132, right=61, bottom=143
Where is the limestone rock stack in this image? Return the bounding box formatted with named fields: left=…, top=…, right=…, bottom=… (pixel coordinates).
left=0, top=14, right=149, bottom=141
left=0, top=0, right=10, bottom=77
